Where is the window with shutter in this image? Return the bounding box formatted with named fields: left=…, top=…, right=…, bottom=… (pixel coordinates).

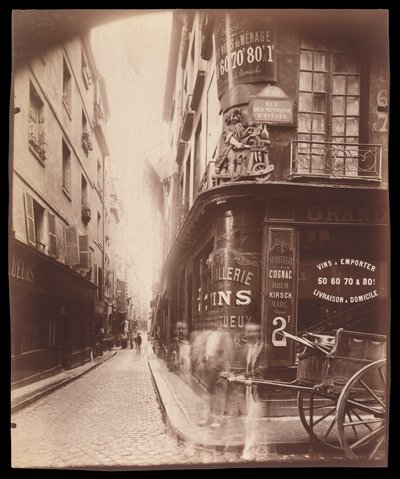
left=77, top=235, right=90, bottom=269
left=24, top=192, right=37, bottom=246
left=47, top=212, right=57, bottom=256
left=64, top=226, right=79, bottom=265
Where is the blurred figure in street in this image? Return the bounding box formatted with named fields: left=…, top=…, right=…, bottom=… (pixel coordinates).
left=127, top=331, right=133, bottom=349
left=136, top=332, right=142, bottom=355
left=227, top=322, right=268, bottom=460
left=198, top=320, right=234, bottom=429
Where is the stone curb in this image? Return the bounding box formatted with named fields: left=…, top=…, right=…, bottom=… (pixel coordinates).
left=147, top=355, right=312, bottom=454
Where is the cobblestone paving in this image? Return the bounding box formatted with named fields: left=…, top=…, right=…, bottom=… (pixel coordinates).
left=11, top=348, right=385, bottom=469
left=11, top=349, right=243, bottom=469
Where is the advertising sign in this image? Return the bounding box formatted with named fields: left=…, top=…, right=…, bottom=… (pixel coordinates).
left=214, top=13, right=277, bottom=98
left=265, top=228, right=297, bottom=366
left=208, top=248, right=260, bottom=351
left=312, top=258, right=379, bottom=305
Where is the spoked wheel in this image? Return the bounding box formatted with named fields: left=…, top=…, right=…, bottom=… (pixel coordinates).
left=297, top=391, right=342, bottom=449
left=336, top=359, right=387, bottom=461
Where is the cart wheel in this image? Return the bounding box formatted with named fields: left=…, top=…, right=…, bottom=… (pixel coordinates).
left=336, top=359, right=386, bottom=461
left=297, top=391, right=342, bottom=449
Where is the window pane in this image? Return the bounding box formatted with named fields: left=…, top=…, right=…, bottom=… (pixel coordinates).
left=313, top=114, right=326, bottom=134
left=333, top=54, right=346, bottom=72
left=299, top=71, right=312, bottom=91
left=299, top=113, right=312, bottom=133
left=346, top=137, right=359, bottom=144
left=332, top=117, right=345, bottom=136
left=346, top=117, right=359, bottom=136
left=346, top=55, right=360, bottom=73
left=346, top=97, right=360, bottom=115
left=313, top=73, right=326, bottom=92
left=298, top=133, right=311, bottom=142
left=312, top=134, right=325, bottom=144
left=333, top=75, right=346, bottom=94
left=314, top=52, right=327, bottom=71
left=332, top=96, right=345, bottom=114
left=300, top=50, right=313, bottom=70
left=299, top=92, right=312, bottom=111
left=332, top=137, right=344, bottom=144
left=347, top=76, right=360, bottom=95
left=313, top=93, right=326, bottom=112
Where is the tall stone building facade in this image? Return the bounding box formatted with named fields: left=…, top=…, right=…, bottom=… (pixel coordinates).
left=9, top=26, right=112, bottom=385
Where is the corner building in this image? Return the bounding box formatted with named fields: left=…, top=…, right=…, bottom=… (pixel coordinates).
left=156, top=10, right=389, bottom=403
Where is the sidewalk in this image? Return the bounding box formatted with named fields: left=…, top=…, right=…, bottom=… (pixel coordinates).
left=11, top=350, right=117, bottom=414
left=146, top=349, right=312, bottom=454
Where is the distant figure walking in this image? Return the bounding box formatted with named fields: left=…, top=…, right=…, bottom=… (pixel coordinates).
left=136, top=332, right=142, bottom=355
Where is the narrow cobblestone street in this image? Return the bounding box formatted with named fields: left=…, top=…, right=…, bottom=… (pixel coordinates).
left=11, top=342, right=386, bottom=469
left=11, top=347, right=218, bottom=469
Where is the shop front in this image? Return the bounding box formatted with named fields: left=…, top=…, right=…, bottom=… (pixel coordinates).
left=161, top=183, right=388, bottom=406
left=10, top=239, right=96, bottom=387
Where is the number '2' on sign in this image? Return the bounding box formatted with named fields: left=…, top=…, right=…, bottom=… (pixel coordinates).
left=272, top=316, right=288, bottom=346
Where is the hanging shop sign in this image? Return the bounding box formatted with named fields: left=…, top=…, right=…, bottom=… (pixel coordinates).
left=250, top=96, right=294, bottom=124
left=265, top=228, right=297, bottom=366
left=312, top=258, right=379, bottom=305
left=214, top=13, right=277, bottom=98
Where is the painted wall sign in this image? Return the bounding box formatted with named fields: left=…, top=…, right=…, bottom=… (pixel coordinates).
left=265, top=228, right=297, bottom=366
left=10, top=255, right=34, bottom=283
left=209, top=248, right=259, bottom=326
left=312, top=258, right=378, bottom=305
left=250, top=96, right=294, bottom=124
left=214, top=13, right=276, bottom=98
left=305, top=206, right=387, bottom=224
left=206, top=248, right=260, bottom=355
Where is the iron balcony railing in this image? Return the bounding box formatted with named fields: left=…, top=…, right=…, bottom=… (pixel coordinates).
left=290, top=140, right=382, bottom=180
left=197, top=160, right=217, bottom=194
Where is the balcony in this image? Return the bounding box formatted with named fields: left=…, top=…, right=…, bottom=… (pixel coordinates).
left=197, top=161, right=217, bottom=194
left=289, top=140, right=382, bottom=182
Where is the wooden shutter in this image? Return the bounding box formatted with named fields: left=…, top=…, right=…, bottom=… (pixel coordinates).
left=64, top=226, right=79, bottom=265
left=47, top=212, right=57, bottom=256
left=77, top=235, right=90, bottom=269
left=24, top=192, right=36, bottom=246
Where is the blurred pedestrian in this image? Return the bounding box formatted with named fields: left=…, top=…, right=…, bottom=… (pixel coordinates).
left=136, top=332, right=142, bottom=355
left=227, top=322, right=268, bottom=460
left=198, top=320, right=234, bottom=428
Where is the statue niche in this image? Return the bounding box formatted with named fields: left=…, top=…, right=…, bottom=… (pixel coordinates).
left=214, top=108, right=274, bottom=184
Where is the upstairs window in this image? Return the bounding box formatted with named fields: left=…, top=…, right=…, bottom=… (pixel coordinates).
left=81, top=50, right=90, bottom=90
left=28, top=82, right=46, bottom=163
left=62, top=140, right=72, bottom=197
left=97, top=159, right=103, bottom=193
left=297, top=32, right=362, bottom=176
left=81, top=110, right=92, bottom=155
left=24, top=192, right=45, bottom=251
left=62, top=58, right=72, bottom=114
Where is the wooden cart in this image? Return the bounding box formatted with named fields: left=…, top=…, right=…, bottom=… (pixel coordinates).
left=228, top=328, right=387, bottom=461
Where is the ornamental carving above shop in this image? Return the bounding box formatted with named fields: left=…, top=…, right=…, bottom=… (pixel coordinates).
left=214, top=108, right=274, bottom=184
